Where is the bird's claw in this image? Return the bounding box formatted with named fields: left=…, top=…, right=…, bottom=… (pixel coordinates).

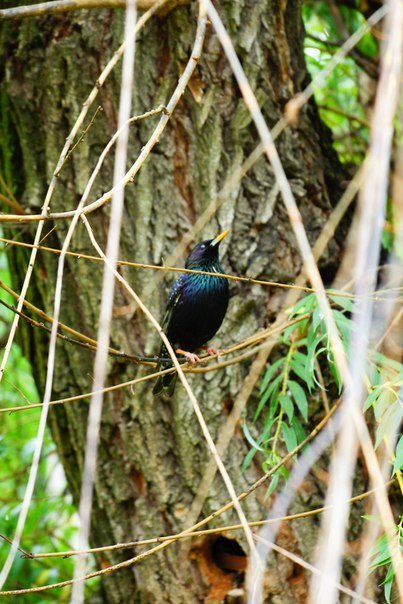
left=176, top=349, right=201, bottom=364
left=202, top=346, right=224, bottom=357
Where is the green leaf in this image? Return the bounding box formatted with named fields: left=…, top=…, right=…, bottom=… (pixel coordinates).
left=333, top=309, right=354, bottom=344
left=357, top=31, right=378, bottom=58
left=373, top=389, right=397, bottom=422
left=283, top=318, right=308, bottom=340
left=371, top=351, right=403, bottom=375
left=290, top=359, right=312, bottom=390
left=277, top=465, right=289, bottom=480
left=312, top=304, right=326, bottom=333
left=289, top=293, right=316, bottom=317
left=375, top=402, right=402, bottom=449
left=383, top=564, right=395, bottom=604
left=364, top=385, right=383, bottom=411
left=392, top=436, right=403, bottom=476
left=291, top=416, right=307, bottom=444
left=280, top=394, right=294, bottom=422
left=260, top=358, right=284, bottom=393
left=328, top=350, right=343, bottom=392
left=282, top=423, right=298, bottom=453
left=242, top=446, right=258, bottom=472
left=370, top=533, right=392, bottom=570
left=261, top=401, right=280, bottom=442
left=265, top=472, right=280, bottom=497
left=254, top=373, right=282, bottom=420
left=306, top=330, right=327, bottom=377
left=328, top=292, right=353, bottom=312
left=288, top=380, right=309, bottom=421
left=242, top=422, right=265, bottom=452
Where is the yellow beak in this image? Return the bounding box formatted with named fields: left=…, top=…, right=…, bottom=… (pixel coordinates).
left=211, top=229, right=230, bottom=247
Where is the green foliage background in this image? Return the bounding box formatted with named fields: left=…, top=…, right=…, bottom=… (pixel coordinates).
left=0, top=0, right=401, bottom=600
left=0, top=250, right=83, bottom=602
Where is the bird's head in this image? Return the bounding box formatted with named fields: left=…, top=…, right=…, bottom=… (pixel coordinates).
left=185, top=229, right=230, bottom=269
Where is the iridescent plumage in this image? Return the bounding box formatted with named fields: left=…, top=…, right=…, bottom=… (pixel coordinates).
left=153, top=231, right=230, bottom=396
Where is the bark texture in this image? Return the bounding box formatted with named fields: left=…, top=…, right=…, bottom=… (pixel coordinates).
left=0, top=1, right=362, bottom=602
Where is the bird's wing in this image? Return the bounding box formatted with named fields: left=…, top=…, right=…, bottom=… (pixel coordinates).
left=160, top=275, right=186, bottom=331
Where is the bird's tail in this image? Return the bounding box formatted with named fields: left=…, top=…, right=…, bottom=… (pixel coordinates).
left=152, top=345, right=178, bottom=397
left=152, top=370, right=178, bottom=397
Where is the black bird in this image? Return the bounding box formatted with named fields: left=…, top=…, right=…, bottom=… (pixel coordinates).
left=153, top=230, right=230, bottom=396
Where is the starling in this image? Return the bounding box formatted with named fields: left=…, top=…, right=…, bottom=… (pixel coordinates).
left=153, top=229, right=230, bottom=396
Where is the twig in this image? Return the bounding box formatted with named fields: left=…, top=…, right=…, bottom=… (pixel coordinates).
left=255, top=534, right=376, bottom=604
left=0, top=0, right=160, bottom=21
left=317, top=104, right=369, bottom=128
left=0, top=193, right=25, bottom=215
left=0, top=535, right=31, bottom=559
left=311, top=1, right=403, bottom=600
left=0, top=298, right=154, bottom=365
left=4, top=237, right=399, bottom=301
left=0, top=0, right=169, bottom=590
left=0, top=280, right=157, bottom=366
left=20, top=480, right=394, bottom=559
left=0, top=174, right=25, bottom=214
left=201, top=1, right=402, bottom=600
left=55, top=106, right=103, bottom=175
left=0, top=398, right=341, bottom=597
left=71, top=3, right=137, bottom=600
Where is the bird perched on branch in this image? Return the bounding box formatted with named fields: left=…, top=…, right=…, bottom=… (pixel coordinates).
left=153, top=230, right=230, bottom=396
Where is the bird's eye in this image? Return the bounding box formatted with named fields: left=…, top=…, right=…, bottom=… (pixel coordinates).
left=200, top=244, right=206, bottom=249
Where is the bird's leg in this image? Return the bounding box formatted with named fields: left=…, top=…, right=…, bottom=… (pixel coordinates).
left=201, top=345, right=224, bottom=357
left=175, top=349, right=201, bottom=364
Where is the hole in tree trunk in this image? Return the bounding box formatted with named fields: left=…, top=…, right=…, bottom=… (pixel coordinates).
left=211, top=536, right=247, bottom=572
left=190, top=535, right=248, bottom=601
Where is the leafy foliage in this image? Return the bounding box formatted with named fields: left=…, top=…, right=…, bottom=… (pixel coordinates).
left=0, top=249, right=100, bottom=600
left=244, top=291, right=403, bottom=595
left=302, top=1, right=377, bottom=165
left=369, top=520, right=403, bottom=603
left=247, top=291, right=402, bottom=476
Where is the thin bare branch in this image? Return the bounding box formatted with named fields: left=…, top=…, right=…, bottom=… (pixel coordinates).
left=0, top=280, right=157, bottom=366
left=71, top=2, right=137, bottom=600
left=200, top=2, right=402, bottom=600
left=311, top=2, right=403, bottom=600
left=185, top=164, right=360, bottom=529
left=0, top=0, right=168, bottom=590
left=0, top=0, right=162, bottom=21
left=0, top=398, right=341, bottom=597
left=255, top=535, right=376, bottom=604
left=20, top=480, right=394, bottom=559
left=55, top=105, right=104, bottom=175
left=82, top=200, right=259, bottom=565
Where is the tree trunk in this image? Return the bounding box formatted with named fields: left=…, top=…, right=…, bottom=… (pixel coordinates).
left=1, top=1, right=352, bottom=602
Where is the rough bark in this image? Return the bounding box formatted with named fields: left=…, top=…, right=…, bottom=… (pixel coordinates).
left=0, top=1, right=363, bottom=602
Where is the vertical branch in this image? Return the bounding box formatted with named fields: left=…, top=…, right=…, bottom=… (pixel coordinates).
left=185, top=171, right=361, bottom=530
left=0, top=0, right=166, bottom=383
left=70, top=1, right=137, bottom=602
left=81, top=206, right=259, bottom=560
left=201, top=1, right=403, bottom=601
left=0, top=2, right=166, bottom=590
left=310, top=2, right=403, bottom=601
